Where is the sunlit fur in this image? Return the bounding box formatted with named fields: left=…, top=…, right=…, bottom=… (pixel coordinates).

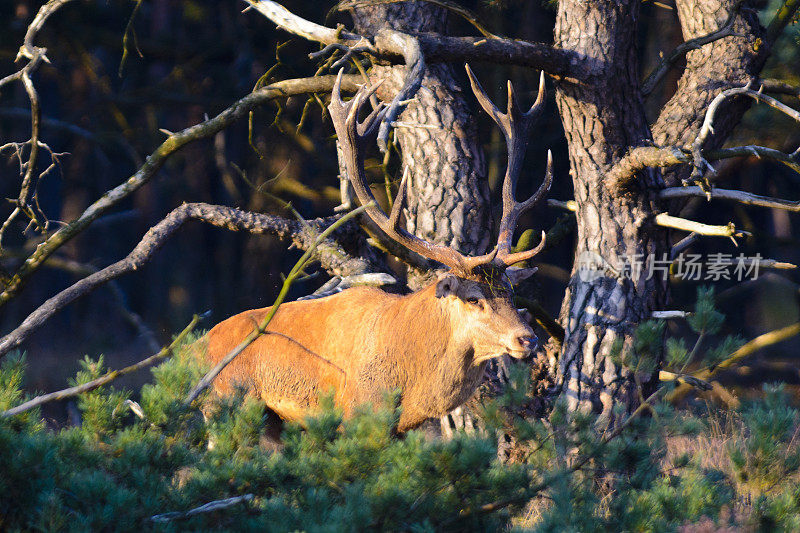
left=201, top=274, right=535, bottom=431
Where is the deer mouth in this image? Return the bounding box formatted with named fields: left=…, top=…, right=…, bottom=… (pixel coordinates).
left=507, top=348, right=532, bottom=359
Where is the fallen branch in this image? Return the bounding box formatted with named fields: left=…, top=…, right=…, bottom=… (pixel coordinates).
left=0, top=316, right=199, bottom=418
left=150, top=494, right=254, bottom=523
left=184, top=203, right=370, bottom=405
left=667, top=322, right=800, bottom=404
left=0, top=203, right=376, bottom=358
left=659, top=185, right=800, bottom=212
left=0, top=75, right=361, bottom=308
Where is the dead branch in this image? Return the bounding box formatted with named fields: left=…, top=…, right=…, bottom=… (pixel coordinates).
left=659, top=185, right=800, bottom=212
left=373, top=30, right=424, bottom=152
left=641, top=0, right=744, bottom=97
left=0, top=203, right=379, bottom=358
left=758, top=79, right=800, bottom=99
left=654, top=213, right=748, bottom=239
left=0, top=0, right=80, bottom=237
left=687, top=85, right=800, bottom=187
left=0, top=316, right=199, bottom=418
left=0, top=251, right=159, bottom=351
left=0, top=75, right=361, bottom=309
left=245, top=0, right=583, bottom=79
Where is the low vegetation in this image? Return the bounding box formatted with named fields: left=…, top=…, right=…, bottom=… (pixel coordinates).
left=1, top=290, right=799, bottom=531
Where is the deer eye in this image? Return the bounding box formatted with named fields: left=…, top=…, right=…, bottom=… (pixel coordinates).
left=465, top=297, right=481, bottom=306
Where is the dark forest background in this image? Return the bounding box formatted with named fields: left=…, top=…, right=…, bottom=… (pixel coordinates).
left=1, top=0, right=798, bottom=419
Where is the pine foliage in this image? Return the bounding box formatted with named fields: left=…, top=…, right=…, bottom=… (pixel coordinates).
left=0, top=290, right=798, bottom=531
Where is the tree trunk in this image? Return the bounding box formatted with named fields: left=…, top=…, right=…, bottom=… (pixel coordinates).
left=651, top=0, right=766, bottom=185
left=553, top=0, right=669, bottom=423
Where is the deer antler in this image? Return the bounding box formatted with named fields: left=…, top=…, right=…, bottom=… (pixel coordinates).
left=329, top=69, right=497, bottom=277
left=465, top=65, right=553, bottom=267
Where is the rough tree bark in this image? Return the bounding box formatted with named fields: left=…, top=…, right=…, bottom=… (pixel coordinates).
left=652, top=0, right=767, bottom=184
left=553, top=0, right=669, bottom=422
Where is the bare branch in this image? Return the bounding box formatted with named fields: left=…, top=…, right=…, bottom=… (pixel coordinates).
left=660, top=185, right=800, bottom=212
left=758, top=79, right=800, bottom=99
left=687, top=85, right=800, bottom=187
left=245, top=0, right=584, bottom=79
left=0, top=316, right=199, bottom=418
left=641, top=0, right=744, bottom=97
left=607, top=144, right=800, bottom=192
left=670, top=232, right=699, bottom=259
left=654, top=213, right=748, bottom=239
left=0, top=203, right=377, bottom=358
left=0, top=75, right=362, bottom=308
left=374, top=29, right=424, bottom=152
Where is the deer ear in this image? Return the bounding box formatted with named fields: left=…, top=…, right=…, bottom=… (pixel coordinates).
left=506, top=266, right=538, bottom=286
left=435, top=273, right=460, bottom=298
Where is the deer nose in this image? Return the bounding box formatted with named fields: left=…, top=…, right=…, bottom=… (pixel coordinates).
left=517, top=335, right=538, bottom=352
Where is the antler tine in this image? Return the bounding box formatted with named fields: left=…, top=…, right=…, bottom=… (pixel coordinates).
left=501, top=231, right=547, bottom=266
left=388, top=166, right=409, bottom=229
left=329, top=72, right=493, bottom=276
left=518, top=148, right=553, bottom=212
left=466, top=65, right=552, bottom=268
left=465, top=63, right=504, bottom=128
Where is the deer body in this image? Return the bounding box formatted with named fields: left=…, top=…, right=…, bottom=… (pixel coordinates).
left=202, top=67, right=553, bottom=433
left=204, top=278, right=533, bottom=431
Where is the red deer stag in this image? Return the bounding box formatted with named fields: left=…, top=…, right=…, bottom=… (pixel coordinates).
left=201, top=67, right=552, bottom=431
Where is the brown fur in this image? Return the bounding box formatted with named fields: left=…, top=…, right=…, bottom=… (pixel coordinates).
left=201, top=274, right=535, bottom=431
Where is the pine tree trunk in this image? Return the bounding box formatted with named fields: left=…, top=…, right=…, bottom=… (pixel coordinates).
left=553, top=0, right=669, bottom=423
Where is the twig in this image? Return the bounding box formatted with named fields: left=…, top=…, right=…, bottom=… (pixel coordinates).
left=150, top=494, right=254, bottom=523
left=667, top=322, right=800, bottom=404
left=0, top=316, right=199, bottom=418
left=0, top=75, right=362, bottom=309
left=659, top=185, right=800, bottom=212
left=0, top=203, right=375, bottom=358
left=183, top=203, right=371, bottom=405
left=670, top=232, right=699, bottom=259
